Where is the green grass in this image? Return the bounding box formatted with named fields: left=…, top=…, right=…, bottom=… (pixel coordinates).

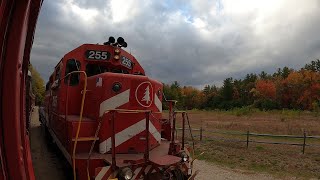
left=255, top=145, right=264, bottom=151
left=164, top=107, right=319, bottom=118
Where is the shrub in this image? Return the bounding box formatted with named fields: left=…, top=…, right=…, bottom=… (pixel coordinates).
left=254, top=99, right=280, bottom=110
left=229, top=106, right=258, bottom=116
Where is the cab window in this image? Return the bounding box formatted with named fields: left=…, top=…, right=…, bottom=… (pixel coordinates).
left=65, top=59, right=81, bottom=86
left=86, top=64, right=108, bottom=77
left=55, top=66, right=61, bottom=81
left=51, top=65, right=61, bottom=89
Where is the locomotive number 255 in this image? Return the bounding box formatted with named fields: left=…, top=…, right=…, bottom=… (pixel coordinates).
left=85, top=50, right=110, bottom=60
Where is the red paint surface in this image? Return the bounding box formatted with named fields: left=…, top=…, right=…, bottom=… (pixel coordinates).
left=0, top=0, right=42, bottom=179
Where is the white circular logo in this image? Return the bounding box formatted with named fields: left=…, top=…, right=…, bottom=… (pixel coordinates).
left=135, top=81, right=154, bottom=107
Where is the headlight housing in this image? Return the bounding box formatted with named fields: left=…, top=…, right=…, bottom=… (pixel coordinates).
left=114, top=48, right=120, bottom=54
left=112, top=82, right=122, bottom=92
left=114, top=55, right=120, bottom=60
left=120, top=167, right=133, bottom=180
left=183, top=155, right=188, bottom=162
left=180, top=152, right=189, bottom=162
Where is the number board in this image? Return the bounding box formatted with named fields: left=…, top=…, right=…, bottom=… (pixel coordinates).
left=121, top=56, right=133, bottom=69
left=85, top=50, right=110, bottom=60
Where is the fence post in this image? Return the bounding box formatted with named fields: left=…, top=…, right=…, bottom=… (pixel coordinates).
left=302, top=131, right=306, bottom=154
left=200, top=126, right=203, bottom=141
left=246, top=130, right=249, bottom=149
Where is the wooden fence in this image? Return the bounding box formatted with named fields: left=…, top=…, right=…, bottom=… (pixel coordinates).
left=176, top=127, right=320, bottom=154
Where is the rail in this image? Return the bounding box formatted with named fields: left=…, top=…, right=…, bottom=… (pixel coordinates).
left=168, top=106, right=199, bottom=174
left=171, top=111, right=195, bottom=157
left=177, top=128, right=320, bottom=154
left=60, top=71, right=88, bottom=180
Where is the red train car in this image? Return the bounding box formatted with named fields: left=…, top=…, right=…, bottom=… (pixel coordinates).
left=40, top=37, right=197, bottom=180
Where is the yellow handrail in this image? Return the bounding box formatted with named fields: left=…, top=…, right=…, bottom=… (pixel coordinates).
left=61, top=71, right=87, bottom=180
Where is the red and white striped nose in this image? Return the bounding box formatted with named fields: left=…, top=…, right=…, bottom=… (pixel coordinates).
left=97, top=78, right=162, bottom=154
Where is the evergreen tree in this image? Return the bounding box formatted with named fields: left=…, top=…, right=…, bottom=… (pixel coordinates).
left=259, top=71, right=268, bottom=79
left=281, top=66, right=291, bottom=78
left=304, top=59, right=320, bottom=72
left=221, top=78, right=234, bottom=101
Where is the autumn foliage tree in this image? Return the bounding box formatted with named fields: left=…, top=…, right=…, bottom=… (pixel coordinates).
left=163, top=60, right=320, bottom=111
left=29, top=64, right=45, bottom=105
left=252, top=80, right=278, bottom=110
left=255, top=80, right=276, bottom=100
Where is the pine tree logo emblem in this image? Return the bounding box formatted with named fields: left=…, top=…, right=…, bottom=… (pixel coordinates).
left=142, top=86, right=151, bottom=104
left=135, top=82, right=153, bottom=107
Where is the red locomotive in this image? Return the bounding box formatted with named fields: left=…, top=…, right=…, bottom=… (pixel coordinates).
left=39, top=37, right=197, bottom=180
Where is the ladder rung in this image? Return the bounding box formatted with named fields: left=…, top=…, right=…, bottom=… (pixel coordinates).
left=72, top=137, right=99, bottom=141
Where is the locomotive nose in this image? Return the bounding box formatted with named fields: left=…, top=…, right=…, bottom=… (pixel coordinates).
left=90, top=73, right=163, bottom=154
left=95, top=74, right=162, bottom=117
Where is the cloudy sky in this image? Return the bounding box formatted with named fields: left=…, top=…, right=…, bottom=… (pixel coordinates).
left=30, top=0, right=320, bottom=88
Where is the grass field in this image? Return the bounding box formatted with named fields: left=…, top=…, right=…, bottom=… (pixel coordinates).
left=163, top=109, right=320, bottom=179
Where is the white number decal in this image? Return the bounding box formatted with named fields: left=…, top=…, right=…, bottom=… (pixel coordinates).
left=95, top=51, right=101, bottom=59
left=101, top=52, right=108, bottom=60
left=88, top=51, right=95, bottom=59
left=121, top=56, right=132, bottom=69
left=86, top=50, right=109, bottom=60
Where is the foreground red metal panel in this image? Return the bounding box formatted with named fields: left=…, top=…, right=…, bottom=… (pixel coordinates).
left=0, top=0, right=43, bottom=179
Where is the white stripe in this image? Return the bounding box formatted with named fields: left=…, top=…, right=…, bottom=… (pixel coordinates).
left=149, top=121, right=161, bottom=143
left=95, top=166, right=110, bottom=180
left=105, top=119, right=147, bottom=152
left=102, top=119, right=161, bottom=152
left=99, top=89, right=130, bottom=117
left=132, top=167, right=142, bottom=179
left=99, top=140, right=107, bottom=154
left=154, top=93, right=162, bottom=112
left=144, top=165, right=152, bottom=174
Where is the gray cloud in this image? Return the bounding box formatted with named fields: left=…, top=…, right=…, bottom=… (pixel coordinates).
left=31, top=0, right=320, bottom=87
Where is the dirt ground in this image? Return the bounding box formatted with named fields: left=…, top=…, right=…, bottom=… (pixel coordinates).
left=193, top=160, right=280, bottom=180
left=30, top=106, right=72, bottom=180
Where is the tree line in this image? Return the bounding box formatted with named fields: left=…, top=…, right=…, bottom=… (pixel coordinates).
left=29, top=59, right=320, bottom=111
left=163, top=60, right=320, bottom=111
left=29, top=64, right=45, bottom=105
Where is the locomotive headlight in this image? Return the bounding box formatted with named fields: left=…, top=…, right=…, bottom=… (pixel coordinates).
left=112, top=82, right=122, bottom=92
left=120, top=167, right=133, bottom=180
left=114, top=48, right=120, bottom=54
left=183, top=155, right=188, bottom=162
left=114, top=55, right=120, bottom=60
left=180, top=152, right=189, bottom=162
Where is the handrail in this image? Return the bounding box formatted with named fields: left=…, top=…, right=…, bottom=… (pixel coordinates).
left=185, top=113, right=195, bottom=158
left=86, top=109, right=153, bottom=179
left=172, top=112, right=195, bottom=156
left=60, top=71, right=87, bottom=180
left=102, top=108, right=152, bottom=114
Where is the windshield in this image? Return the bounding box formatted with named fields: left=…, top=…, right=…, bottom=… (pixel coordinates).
left=86, top=63, right=130, bottom=77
